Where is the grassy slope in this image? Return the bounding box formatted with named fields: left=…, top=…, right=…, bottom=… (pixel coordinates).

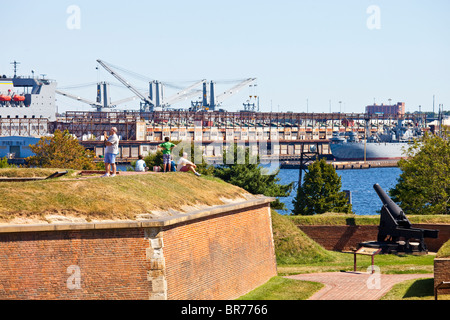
left=437, top=240, right=450, bottom=258
left=271, top=211, right=336, bottom=265
left=0, top=169, right=249, bottom=222
left=272, top=211, right=435, bottom=275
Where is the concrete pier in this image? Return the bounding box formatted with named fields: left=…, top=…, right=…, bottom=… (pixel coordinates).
left=280, top=160, right=399, bottom=170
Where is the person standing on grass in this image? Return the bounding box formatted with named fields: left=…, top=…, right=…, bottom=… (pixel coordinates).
left=158, top=137, right=175, bottom=172
left=177, top=152, right=201, bottom=177
left=102, top=127, right=119, bottom=178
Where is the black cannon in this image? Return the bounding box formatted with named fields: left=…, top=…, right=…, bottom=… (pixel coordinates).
left=358, top=184, right=439, bottom=254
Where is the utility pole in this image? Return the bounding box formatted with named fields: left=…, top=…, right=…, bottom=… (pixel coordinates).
left=298, top=143, right=320, bottom=192
left=433, top=95, right=435, bottom=118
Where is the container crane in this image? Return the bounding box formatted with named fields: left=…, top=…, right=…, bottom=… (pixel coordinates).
left=56, top=82, right=138, bottom=112
left=56, top=89, right=103, bottom=110
left=162, top=79, right=206, bottom=107
left=96, top=59, right=156, bottom=111
left=214, top=78, right=257, bottom=107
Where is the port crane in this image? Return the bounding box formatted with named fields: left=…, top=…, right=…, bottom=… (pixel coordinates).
left=162, top=79, right=206, bottom=107
left=60, top=59, right=256, bottom=112
left=190, top=78, right=257, bottom=111
left=56, top=89, right=103, bottom=110
left=215, top=78, right=257, bottom=107
left=96, top=59, right=156, bottom=112
left=97, top=59, right=208, bottom=112
left=56, top=82, right=138, bottom=112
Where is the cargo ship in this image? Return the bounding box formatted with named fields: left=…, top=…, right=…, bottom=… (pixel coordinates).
left=329, top=140, right=408, bottom=161
left=0, top=76, right=57, bottom=121
left=329, top=125, right=418, bottom=161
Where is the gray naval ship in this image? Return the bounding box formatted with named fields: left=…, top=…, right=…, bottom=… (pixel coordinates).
left=0, top=76, right=57, bottom=121
left=329, top=123, right=420, bottom=161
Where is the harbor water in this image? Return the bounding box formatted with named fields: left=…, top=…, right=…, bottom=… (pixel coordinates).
left=117, top=164, right=401, bottom=216
left=275, top=167, right=402, bottom=216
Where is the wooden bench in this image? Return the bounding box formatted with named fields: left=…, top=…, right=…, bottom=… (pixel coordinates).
left=435, top=281, right=450, bottom=300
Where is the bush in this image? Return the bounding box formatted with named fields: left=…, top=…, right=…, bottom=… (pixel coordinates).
left=26, top=129, right=96, bottom=170
left=0, top=157, right=13, bottom=168
left=292, top=158, right=352, bottom=215
left=213, top=145, right=293, bottom=210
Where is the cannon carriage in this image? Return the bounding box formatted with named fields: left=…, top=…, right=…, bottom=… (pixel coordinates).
left=358, top=184, right=439, bottom=254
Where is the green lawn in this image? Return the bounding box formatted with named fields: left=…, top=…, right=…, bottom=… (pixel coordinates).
left=381, top=278, right=435, bottom=300
left=237, top=211, right=445, bottom=300
left=278, top=252, right=435, bottom=276
left=237, top=277, right=323, bottom=300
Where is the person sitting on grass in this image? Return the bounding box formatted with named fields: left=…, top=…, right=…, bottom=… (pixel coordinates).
left=177, top=152, right=201, bottom=177
left=135, top=155, right=148, bottom=172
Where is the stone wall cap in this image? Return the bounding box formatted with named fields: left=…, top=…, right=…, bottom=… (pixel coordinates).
left=0, top=196, right=275, bottom=234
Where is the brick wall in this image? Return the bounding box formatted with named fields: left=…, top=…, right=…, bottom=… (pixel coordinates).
left=298, top=224, right=450, bottom=252
left=434, top=258, right=450, bottom=296
left=0, top=198, right=276, bottom=300
left=163, top=205, right=277, bottom=300
left=413, top=224, right=450, bottom=253
left=0, top=228, right=150, bottom=300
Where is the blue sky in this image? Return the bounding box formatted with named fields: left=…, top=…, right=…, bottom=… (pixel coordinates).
left=1, top=0, right=449, bottom=114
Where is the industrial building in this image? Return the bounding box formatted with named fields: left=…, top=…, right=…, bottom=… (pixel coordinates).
left=0, top=136, right=40, bottom=159
left=366, top=102, right=406, bottom=116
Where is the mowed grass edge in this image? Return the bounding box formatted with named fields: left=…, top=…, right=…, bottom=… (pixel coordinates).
left=0, top=169, right=249, bottom=222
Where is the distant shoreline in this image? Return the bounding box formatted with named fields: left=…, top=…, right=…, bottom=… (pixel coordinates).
left=280, top=160, right=398, bottom=170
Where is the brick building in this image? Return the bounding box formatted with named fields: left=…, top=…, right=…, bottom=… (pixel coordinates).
left=366, top=102, right=406, bottom=116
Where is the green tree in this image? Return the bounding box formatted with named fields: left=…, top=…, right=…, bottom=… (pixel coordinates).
left=144, top=149, right=164, bottom=171
left=0, top=157, right=14, bottom=168
left=26, top=129, right=96, bottom=170
left=292, top=158, right=352, bottom=215
left=213, top=144, right=293, bottom=210
left=390, top=130, right=450, bottom=215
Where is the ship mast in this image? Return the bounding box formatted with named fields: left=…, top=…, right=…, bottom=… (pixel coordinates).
left=10, top=60, right=20, bottom=78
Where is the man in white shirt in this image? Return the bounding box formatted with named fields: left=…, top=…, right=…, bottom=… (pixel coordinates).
left=177, top=152, right=201, bottom=177
left=102, top=127, right=119, bottom=177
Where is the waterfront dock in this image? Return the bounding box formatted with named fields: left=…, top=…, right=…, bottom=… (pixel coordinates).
left=280, top=160, right=399, bottom=170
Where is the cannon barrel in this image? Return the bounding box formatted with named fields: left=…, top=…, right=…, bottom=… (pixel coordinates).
left=373, top=183, right=406, bottom=221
